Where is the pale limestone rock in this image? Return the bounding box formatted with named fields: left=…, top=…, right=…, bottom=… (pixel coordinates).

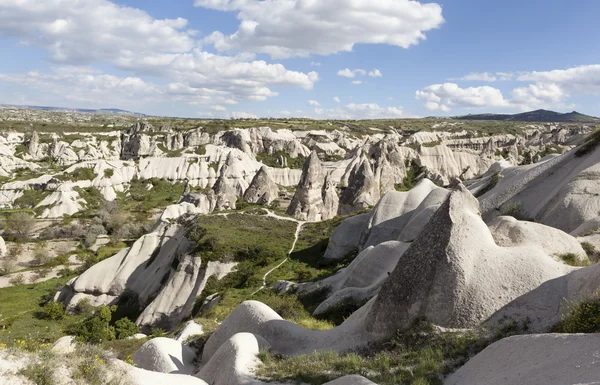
left=243, top=166, right=278, bottom=205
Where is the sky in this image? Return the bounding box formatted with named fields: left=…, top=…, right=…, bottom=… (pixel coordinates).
left=0, top=0, right=598, bottom=119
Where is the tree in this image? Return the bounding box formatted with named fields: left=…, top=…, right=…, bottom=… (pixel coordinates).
left=5, top=212, right=35, bottom=240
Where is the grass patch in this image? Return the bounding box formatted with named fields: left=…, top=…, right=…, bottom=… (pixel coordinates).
left=256, top=321, right=521, bottom=385
left=557, top=252, right=590, bottom=267
left=55, top=167, right=96, bottom=182
left=474, top=171, right=501, bottom=198
left=553, top=290, right=600, bottom=333
left=256, top=151, right=307, bottom=169
left=575, top=128, right=600, bottom=157
left=13, top=189, right=51, bottom=209
left=0, top=277, right=85, bottom=348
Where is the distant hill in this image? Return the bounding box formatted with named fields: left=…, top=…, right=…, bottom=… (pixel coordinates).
left=0, top=104, right=145, bottom=117
left=455, top=109, right=600, bottom=123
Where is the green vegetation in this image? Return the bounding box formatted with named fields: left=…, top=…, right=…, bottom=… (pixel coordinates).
left=256, top=321, right=522, bottom=385
left=557, top=253, right=590, bottom=267
left=575, top=128, right=600, bottom=157
left=119, top=177, right=185, bottom=218
left=257, top=151, right=307, bottom=169
left=55, top=167, right=96, bottom=182
left=397, top=160, right=424, bottom=191
left=553, top=291, right=600, bottom=333
left=500, top=201, right=530, bottom=221
left=157, top=143, right=184, bottom=157
left=19, top=350, right=57, bottom=385
left=474, top=171, right=501, bottom=198
left=581, top=242, right=598, bottom=262
left=13, top=189, right=51, bottom=209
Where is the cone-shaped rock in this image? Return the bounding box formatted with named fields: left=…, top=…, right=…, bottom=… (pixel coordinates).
left=243, top=166, right=279, bottom=205
left=287, top=151, right=325, bottom=221
left=339, top=155, right=380, bottom=215
left=366, top=180, right=573, bottom=337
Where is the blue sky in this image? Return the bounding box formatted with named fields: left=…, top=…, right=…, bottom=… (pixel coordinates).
left=0, top=0, right=598, bottom=119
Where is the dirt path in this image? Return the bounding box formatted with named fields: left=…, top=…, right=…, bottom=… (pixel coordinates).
left=252, top=211, right=304, bottom=295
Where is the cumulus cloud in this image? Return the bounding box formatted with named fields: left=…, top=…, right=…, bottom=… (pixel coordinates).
left=352, top=80, right=363, bottom=85
left=337, top=68, right=366, bottom=78
left=197, top=0, right=444, bottom=59
left=333, top=96, right=341, bottom=103
left=0, top=0, right=321, bottom=107
left=211, top=105, right=227, bottom=111
left=517, top=65, right=600, bottom=94
left=416, top=83, right=509, bottom=111
left=311, top=62, right=321, bottom=67
left=308, top=100, right=320, bottom=106
left=369, top=69, right=383, bottom=77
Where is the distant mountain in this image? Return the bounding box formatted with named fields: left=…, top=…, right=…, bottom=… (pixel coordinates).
left=455, top=109, right=600, bottom=123
left=0, top=104, right=145, bottom=117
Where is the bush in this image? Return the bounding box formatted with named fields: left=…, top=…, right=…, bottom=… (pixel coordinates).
left=500, top=201, right=530, bottom=221
left=149, top=328, right=166, bottom=338
left=70, top=305, right=117, bottom=344
left=75, top=298, right=94, bottom=315
left=32, top=244, right=52, bottom=266
left=5, top=212, right=35, bottom=240
left=19, top=350, right=57, bottom=385
left=114, top=317, right=140, bottom=340
left=581, top=242, right=598, bottom=262
left=8, top=273, right=25, bottom=286
left=42, top=301, right=66, bottom=321
left=558, top=253, right=589, bottom=267
left=553, top=291, right=600, bottom=333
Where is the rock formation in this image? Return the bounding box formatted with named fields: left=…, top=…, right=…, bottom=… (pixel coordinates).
left=287, top=151, right=328, bottom=221
left=365, top=181, right=574, bottom=336
left=243, top=166, right=279, bottom=205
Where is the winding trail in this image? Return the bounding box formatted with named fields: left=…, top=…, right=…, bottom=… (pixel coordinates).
left=251, top=210, right=305, bottom=295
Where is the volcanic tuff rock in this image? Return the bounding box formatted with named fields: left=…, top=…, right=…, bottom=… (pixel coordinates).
left=365, top=181, right=574, bottom=336
left=444, top=334, right=600, bottom=385
left=287, top=151, right=330, bottom=221
left=243, top=166, right=279, bottom=205
left=56, top=203, right=235, bottom=331
left=339, top=155, right=380, bottom=215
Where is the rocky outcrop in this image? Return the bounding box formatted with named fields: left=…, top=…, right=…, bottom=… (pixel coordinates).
left=243, top=166, right=279, bottom=205
left=56, top=203, right=234, bottom=331
left=445, top=334, right=600, bottom=385
left=365, top=181, right=574, bottom=336
left=133, top=337, right=195, bottom=374
left=0, top=236, right=6, bottom=257
left=287, top=151, right=327, bottom=221
left=339, top=156, right=380, bottom=215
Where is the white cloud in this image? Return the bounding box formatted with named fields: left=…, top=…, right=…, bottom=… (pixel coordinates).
left=416, top=83, right=509, bottom=111
left=352, top=80, right=363, bottom=85
left=197, top=0, right=444, bottom=59
left=337, top=68, right=366, bottom=78
left=211, top=105, right=227, bottom=111
left=368, top=69, right=383, bottom=77
left=0, top=0, right=196, bottom=64
left=450, top=72, right=514, bottom=82
left=310, top=62, right=321, bottom=67
left=308, top=100, right=320, bottom=106
left=517, top=65, right=600, bottom=94
left=231, top=111, right=258, bottom=119
left=0, top=67, right=161, bottom=108
left=511, top=83, right=565, bottom=111
left=333, top=96, right=341, bottom=103
left=0, top=0, right=321, bottom=107
left=313, top=102, right=406, bottom=119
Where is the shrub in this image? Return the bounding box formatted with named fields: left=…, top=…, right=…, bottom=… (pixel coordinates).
left=75, top=298, right=94, bottom=315
left=32, top=244, right=52, bottom=266
left=114, top=317, right=140, bottom=340
left=103, top=169, right=114, bottom=178
left=581, top=242, right=598, bottom=262
left=19, top=350, right=57, bottom=385
left=9, top=273, right=25, bottom=286
left=70, top=305, right=117, bottom=344
left=149, top=328, right=166, bottom=338
left=557, top=253, right=589, bottom=267
left=500, top=201, right=529, bottom=221
left=553, top=291, right=600, bottom=333
left=42, top=301, right=66, bottom=321
left=474, top=171, right=501, bottom=198
left=5, top=212, right=35, bottom=240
